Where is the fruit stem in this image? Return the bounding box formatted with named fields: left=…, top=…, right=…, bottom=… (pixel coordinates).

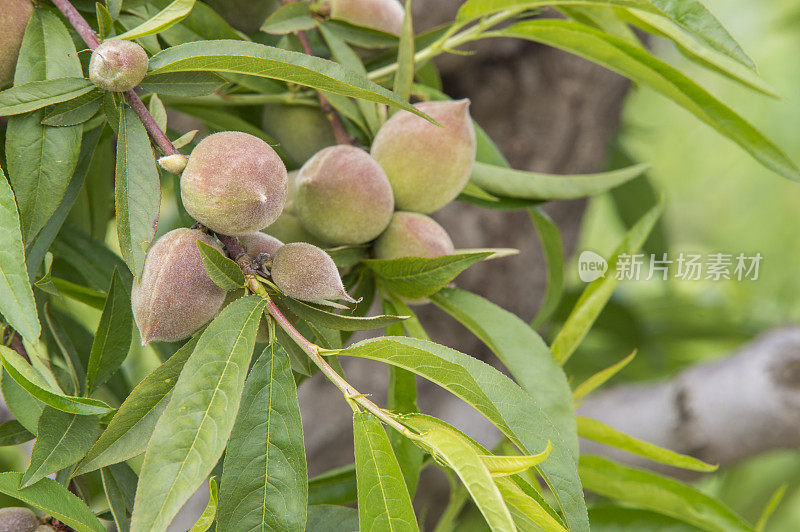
left=295, top=29, right=352, bottom=145
left=246, top=277, right=413, bottom=436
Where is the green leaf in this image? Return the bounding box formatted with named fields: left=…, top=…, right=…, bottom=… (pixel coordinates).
left=309, top=465, right=358, bottom=506
left=338, top=337, right=589, bottom=531
left=197, top=240, right=245, bottom=290
left=260, top=1, right=316, bottom=34
left=470, top=161, right=649, bottom=200
left=148, top=93, right=167, bottom=131
left=577, top=417, right=716, bottom=472
left=755, top=483, right=788, bottom=532
left=86, top=268, right=133, bottom=392
left=402, top=415, right=514, bottom=532
left=354, top=412, right=419, bottom=532
left=0, top=345, right=113, bottom=416
left=0, top=165, right=40, bottom=343
left=0, top=472, right=105, bottom=532
left=579, top=455, right=752, bottom=532
left=51, top=278, right=107, bottom=310
left=190, top=478, right=218, bottom=532
left=551, top=200, right=663, bottom=364
left=6, top=10, right=83, bottom=243
left=21, top=407, right=100, bottom=487
left=24, top=127, right=103, bottom=276
left=1, top=369, right=43, bottom=433
left=218, top=342, right=308, bottom=532
left=572, top=350, right=635, bottom=401
left=496, top=19, right=800, bottom=182
left=457, top=0, right=650, bottom=21
left=102, top=464, right=138, bottom=532
left=495, top=476, right=567, bottom=532
left=430, top=287, right=577, bottom=455
left=307, top=505, right=360, bottom=532
left=364, top=252, right=491, bottom=299
left=392, top=0, right=415, bottom=105
left=74, top=335, right=199, bottom=476
left=622, top=9, right=776, bottom=97
left=0, top=78, right=95, bottom=116
left=131, top=296, right=265, bottom=532
left=138, top=71, right=227, bottom=96
left=643, top=0, right=754, bottom=69
left=0, top=419, right=34, bottom=446
left=116, top=0, right=196, bottom=40
left=481, top=443, right=552, bottom=476
left=147, top=40, right=428, bottom=118
left=115, top=105, right=160, bottom=279
left=41, top=89, right=103, bottom=126
left=279, top=295, right=407, bottom=332
left=529, top=207, right=565, bottom=328
left=155, top=0, right=241, bottom=44
left=97, top=2, right=114, bottom=39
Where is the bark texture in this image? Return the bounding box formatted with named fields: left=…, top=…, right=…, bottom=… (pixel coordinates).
left=578, top=327, right=800, bottom=477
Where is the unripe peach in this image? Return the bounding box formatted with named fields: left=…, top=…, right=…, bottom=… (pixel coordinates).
left=181, top=131, right=288, bottom=236
left=88, top=39, right=149, bottom=92
left=262, top=105, right=336, bottom=166
left=371, top=99, right=476, bottom=213
left=320, top=0, right=404, bottom=35
left=294, top=146, right=394, bottom=245
left=240, top=232, right=283, bottom=258
left=0, top=506, right=38, bottom=532
left=0, top=0, right=33, bottom=87
left=132, top=229, right=227, bottom=344
left=271, top=242, right=354, bottom=302
left=373, top=212, right=454, bottom=260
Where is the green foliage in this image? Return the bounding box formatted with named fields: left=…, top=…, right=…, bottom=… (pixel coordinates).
left=0, top=0, right=787, bottom=529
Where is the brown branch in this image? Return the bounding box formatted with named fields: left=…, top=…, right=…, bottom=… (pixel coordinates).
left=122, top=90, right=179, bottom=156
left=295, top=30, right=352, bottom=145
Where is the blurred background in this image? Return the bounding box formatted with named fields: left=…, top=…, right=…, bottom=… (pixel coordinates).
left=565, top=0, right=800, bottom=527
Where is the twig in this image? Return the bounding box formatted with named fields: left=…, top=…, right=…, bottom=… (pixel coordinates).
left=295, top=30, right=351, bottom=145
left=122, top=91, right=179, bottom=156
left=50, top=0, right=100, bottom=48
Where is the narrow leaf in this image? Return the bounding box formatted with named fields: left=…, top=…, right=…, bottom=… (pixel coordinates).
left=260, top=2, right=316, bottom=34
left=579, top=455, right=751, bottom=532
left=551, top=201, right=663, bottom=364
left=402, top=415, right=514, bottom=532
left=131, top=296, right=265, bottom=532
left=364, top=252, right=491, bottom=299
left=115, top=105, right=160, bottom=279
left=190, top=478, right=218, bottom=532
left=0, top=419, right=34, bottom=446
left=0, top=345, right=113, bottom=416
left=279, top=295, right=407, bottom=332
left=218, top=342, right=308, bottom=532
left=0, top=472, right=105, bottom=532
left=6, top=10, right=83, bottom=243
left=470, top=161, right=649, bottom=200
left=197, top=240, right=245, bottom=290
left=116, top=0, right=196, bottom=40
left=529, top=207, right=565, bottom=328
left=21, top=407, right=100, bottom=487
left=577, top=417, right=717, bottom=472
left=497, top=19, right=799, bottom=181
left=86, top=268, right=133, bottom=392
left=354, top=412, right=419, bottom=532
left=393, top=0, right=415, bottom=104
left=74, top=335, right=199, bottom=476
left=102, top=464, right=138, bottom=532
left=0, top=78, right=95, bottom=116
left=572, top=350, right=636, bottom=401
left=0, top=165, right=40, bottom=342
left=147, top=40, right=429, bottom=118
left=480, top=442, right=552, bottom=476
left=41, top=89, right=103, bottom=126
